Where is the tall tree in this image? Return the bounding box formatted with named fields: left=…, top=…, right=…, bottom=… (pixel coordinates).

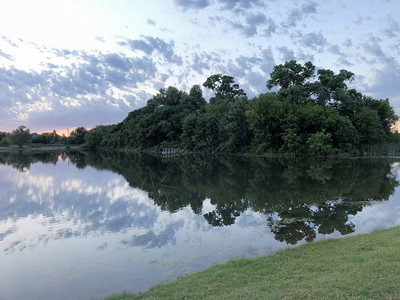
left=267, top=60, right=315, bottom=89
left=203, top=74, right=246, bottom=102
left=69, top=127, right=87, bottom=145
left=266, top=60, right=316, bottom=104
left=10, top=126, right=32, bottom=148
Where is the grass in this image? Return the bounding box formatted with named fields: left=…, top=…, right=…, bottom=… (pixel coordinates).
left=106, top=226, right=400, bottom=299
left=0, top=144, right=81, bottom=153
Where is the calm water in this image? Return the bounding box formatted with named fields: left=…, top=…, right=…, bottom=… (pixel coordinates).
left=1, top=151, right=400, bottom=299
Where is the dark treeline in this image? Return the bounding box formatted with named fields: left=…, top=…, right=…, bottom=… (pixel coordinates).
left=0, top=126, right=88, bottom=147
left=84, top=60, right=398, bottom=155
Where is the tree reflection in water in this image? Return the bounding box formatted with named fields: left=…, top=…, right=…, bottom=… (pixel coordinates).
left=1, top=151, right=398, bottom=245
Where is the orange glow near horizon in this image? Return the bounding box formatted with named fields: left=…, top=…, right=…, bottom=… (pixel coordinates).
left=40, top=129, right=71, bottom=137
left=39, top=128, right=92, bottom=137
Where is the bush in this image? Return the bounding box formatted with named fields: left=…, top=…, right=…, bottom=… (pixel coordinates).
left=306, top=131, right=335, bottom=155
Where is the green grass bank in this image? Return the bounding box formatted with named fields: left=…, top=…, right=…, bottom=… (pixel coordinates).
left=0, top=144, right=81, bottom=153
left=106, top=226, right=400, bottom=299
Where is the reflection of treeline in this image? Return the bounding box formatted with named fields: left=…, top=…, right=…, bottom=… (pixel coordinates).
left=0, top=151, right=153, bottom=243
left=1, top=151, right=398, bottom=245
left=0, top=152, right=61, bottom=171
left=67, top=151, right=399, bottom=244
left=84, top=61, right=398, bottom=155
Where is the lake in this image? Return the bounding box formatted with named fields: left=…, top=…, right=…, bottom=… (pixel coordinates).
left=1, top=151, right=400, bottom=299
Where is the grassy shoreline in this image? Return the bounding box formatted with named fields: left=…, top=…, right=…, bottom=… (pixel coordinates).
left=106, top=226, right=400, bottom=299
left=0, top=144, right=82, bottom=153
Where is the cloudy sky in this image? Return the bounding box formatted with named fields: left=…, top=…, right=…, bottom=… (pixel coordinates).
left=0, top=0, right=399, bottom=133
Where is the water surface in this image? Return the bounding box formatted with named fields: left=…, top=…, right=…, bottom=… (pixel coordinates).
left=0, top=151, right=400, bottom=299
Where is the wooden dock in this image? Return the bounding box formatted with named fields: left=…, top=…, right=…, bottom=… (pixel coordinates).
left=162, top=148, right=183, bottom=156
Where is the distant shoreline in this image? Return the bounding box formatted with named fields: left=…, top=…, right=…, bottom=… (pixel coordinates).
left=2, top=144, right=400, bottom=159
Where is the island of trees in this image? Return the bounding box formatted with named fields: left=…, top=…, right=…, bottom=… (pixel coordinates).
left=1, top=61, right=398, bottom=155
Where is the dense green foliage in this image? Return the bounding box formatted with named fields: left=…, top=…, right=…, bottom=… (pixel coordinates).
left=32, top=130, right=60, bottom=144
left=106, top=226, right=400, bottom=299
left=0, top=131, right=10, bottom=145
left=82, top=61, right=398, bottom=154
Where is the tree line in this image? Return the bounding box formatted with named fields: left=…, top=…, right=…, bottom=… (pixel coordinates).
left=0, top=126, right=88, bottom=147
left=84, top=61, right=398, bottom=155
left=2, top=60, right=398, bottom=154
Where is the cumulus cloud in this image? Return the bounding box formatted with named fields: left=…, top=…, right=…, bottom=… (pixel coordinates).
left=337, top=56, right=353, bottom=67
left=104, top=53, right=131, bottom=71
left=244, top=12, right=267, bottom=36
left=174, top=0, right=211, bottom=10
left=146, top=18, right=156, bottom=26
left=0, top=49, right=14, bottom=61
left=327, top=44, right=353, bottom=67
left=260, top=48, right=275, bottom=74
left=215, top=53, right=264, bottom=77
left=174, top=0, right=265, bottom=12
left=363, top=37, right=387, bottom=61
left=190, top=51, right=217, bottom=74
left=95, top=36, right=105, bottom=43
left=244, top=70, right=268, bottom=96
left=1, top=36, right=19, bottom=47
left=353, top=14, right=371, bottom=25
left=283, top=0, right=318, bottom=28
left=294, top=31, right=327, bottom=51
left=367, top=58, right=400, bottom=104
left=328, top=44, right=343, bottom=56
left=302, top=0, right=317, bottom=13
left=0, top=48, right=163, bottom=131
left=218, top=0, right=265, bottom=11
left=0, top=68, right=47, bottom=92
left=263, top=18, right=277, bottom=37
left=229, top=12, right=267, bottom=37
left=278, top=47, right=296, bottom=61
left=123, top=36, right=182, bottom=64
left=344, top=39, right=353, bottom=47
left=384, top=15, right=400, bottom=37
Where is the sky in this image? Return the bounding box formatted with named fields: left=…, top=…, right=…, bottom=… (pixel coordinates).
left=0, top=0, right=399, bottom=134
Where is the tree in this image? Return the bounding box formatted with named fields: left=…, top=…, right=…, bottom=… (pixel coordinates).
left=188, top=84, right=206, bottom=109
left=246, top=93, right=287, bottom=152
left=364, top=96, right=398, bottom=134
left=0, top=132, right=8, bottom=145
left=203, top=74, right=246, bottom=101
left=267, top=60, right=315, bottom=90
left=306, top=131, right=334, bottom=155
left=32, top=130, right=60, bottom=144
left=353, top=108, right=386, bottom=145
left=69, top=127, right=87, bottom=144
left=266, top=61, right=316, bottom=104
left=10, top=126, right=32, bottom=148
left=312, top=69, right=355, bottom=107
